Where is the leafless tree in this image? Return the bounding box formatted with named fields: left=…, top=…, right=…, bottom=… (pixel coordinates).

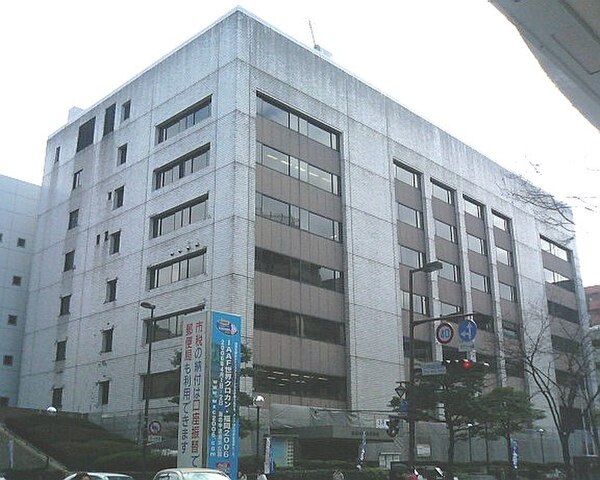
left=506, top=311, right=599, bottom=480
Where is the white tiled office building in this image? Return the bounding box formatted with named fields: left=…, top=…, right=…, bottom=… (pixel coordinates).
left=0, top=175, right=40, bottom=407
left=16, top=8, right=589, bottom=462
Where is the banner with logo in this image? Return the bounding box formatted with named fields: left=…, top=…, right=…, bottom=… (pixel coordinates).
left=206, top=311, right=242, bottom=480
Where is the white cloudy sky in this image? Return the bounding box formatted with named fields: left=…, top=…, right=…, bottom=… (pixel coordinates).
left=1, top=0, right=598, bottom=284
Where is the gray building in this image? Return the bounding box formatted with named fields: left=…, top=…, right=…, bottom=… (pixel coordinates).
left=16, top=8, right=590, bottom=463
left=0, top=175, right=40, bottom=407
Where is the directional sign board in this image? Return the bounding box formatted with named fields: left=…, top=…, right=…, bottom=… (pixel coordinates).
left=421, top=361, right=447, bottom=376
left=436, top=322, right=454, bottom=344
left=458, top=319, right=478, bottom=343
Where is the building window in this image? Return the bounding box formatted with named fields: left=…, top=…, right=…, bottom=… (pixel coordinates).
left=544, top=268, right=574, bottom=292
left=0, top=397, right=8, bottom=407
left=103, top=103, right=116, bottom=136
left=117, top=144, right=128, bottom=165
left=101, top=328, right=114, bottom=353
left=149, top=250, right=207, bottom=289
left=401, top=291, right=429, bottom=315
left=394, top=162, right=421, bottom=189
left=3, top=355, right=13, bottom=366
left=257, top=94, right=339, bottom=150
left=254, top=304, right=345, bottom=345
left=464, top=197, right=483, bottom=218
left=474, top=312, right=494, bottom=331
left=17, top=237, right=25, bottom=247
left=398, top=203, right=423, bottom=229
left=435, top=219, right=457, bottom=243
left=76, top=117, right=96, bottom=152
left=256, top=193, right=342, bottom=242
left=499, top=282, right=517, bottom=302
left=7, top=315, right=17, bottom=325
left=112, top=186, right=124, bottom=209
left=541, top=237, right=570, bottom=262
left=0, top=233, right=3, bottom=242
left=72, top=169, right=83, bottom=190
left=151, top=195, right=209, bottom=238
left=109, top=231, right=121, bottom=254
left=55, top=340, right=66, bottom=361
left=399, top=245, right=424, bottom=269
left=439, top=260, right=461, bottom=283
left=255, top=365, right=346, bottom=401
left=121, top=100, right=131, bottom=121
left=496, top=246, right=513, bottom=266
left=154, top=144, right=210, bottom=189
left=440, top=302, right=462, bottom=317
left=431, top=181, right=454, bottom=204
left=99, top=381, right=110, bottom=405
left=467, top=233, right=487, bottom=255
left=547, top=301, right=579, bottom=323
left=157, top=97, right=212, bottom=143
left=255, top=248, right=344, bottom=293
left=59, top=295, right=71, bottom=315
left=492, top=211, right=510, bottom=232
left=68, top=209, right=79, bottom=230
left=64, top=250, right=75, bottom=271
left=145, top=308, right=205, bottom=344
left=257, top=143, right=341, bottom=195
left=503, top=321, right=520, bottom=339
left=142, top=370, right=179, bottom=400
left=552, top=335, right=580, bottom=354
left=11, top=276, right=22, bottom=286
left=55, top=146, right=61, bottom=163
left=52, top=388, right=63, bottom=408
left=105, top=279, right=118, bottom=302
left=471, top=272, right=491, bottom=293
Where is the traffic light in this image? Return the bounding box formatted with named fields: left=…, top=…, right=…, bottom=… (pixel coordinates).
left=387, top=415, right=401, bottom=437
left=442, top=359, right=490, bottom=373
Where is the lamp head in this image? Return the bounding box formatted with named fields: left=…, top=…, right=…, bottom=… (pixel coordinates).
left=253, top=394, right=265, bottom=407
left=140, top=302, right=155, bottom=310
left=422, top=260, right=443, bottom=273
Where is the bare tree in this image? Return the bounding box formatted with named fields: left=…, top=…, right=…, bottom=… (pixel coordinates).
left=506, top=312, right=599, bottom=480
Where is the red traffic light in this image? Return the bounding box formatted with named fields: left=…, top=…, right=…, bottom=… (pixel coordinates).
left=461, top=359, right=473, bottom=370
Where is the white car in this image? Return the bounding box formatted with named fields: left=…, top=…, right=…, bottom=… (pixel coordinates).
left=62, top=473, right=135, bottom=480
left=152, top=468, right=231, bottom=480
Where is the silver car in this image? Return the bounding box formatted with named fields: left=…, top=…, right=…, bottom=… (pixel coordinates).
left=152, top=468, right=231, bottom=480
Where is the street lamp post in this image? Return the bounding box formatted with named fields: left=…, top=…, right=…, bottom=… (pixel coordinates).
left=538, top=428, right=545, bottom=464
left=467, top=423, right=474, bottom=463
left=140, top=301, right=156, bottom=480
left=408, top=260, right=443, bottom=469
left=253, top=394, right=265, bottom=468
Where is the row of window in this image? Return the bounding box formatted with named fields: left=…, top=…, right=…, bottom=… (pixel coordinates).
left=547, top=301, right=579, bottom=323
left=51, top=379, right=111, bottom=408
left=257, top=94, right=339, bottom=150
left=149, top=250, right=207, bottom=290
left=254, top=304, right=345, bottom=345
left=257, top=143, right=341, bottom=195
left=255, top=248, right=344, bottom=293
left=256, top=192, right=342, bottom=242
left=541, top=237, right=570, bottom=262
left=54, top=329, right=114, bottom=364
left=157, top=97, right=211, bottom=144
left=59, top=279, right=118, bottom=315
left=544, top=268, right=575, bottom=292
left=395, top=162, right=511, bottom=232
left=151, top=195, right=208, bottom=238
left=154, top=144, right=210, bottom=190
left=255, top=364, right=346, bottom=401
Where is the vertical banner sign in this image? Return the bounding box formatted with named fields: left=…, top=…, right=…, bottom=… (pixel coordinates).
left=207, top=311, right=242, bottom=480
left=357, top=430, right=367, bottom=468
left=264, top=436, right=274, bottom=474
left=178, top=310, right=209, bottom=467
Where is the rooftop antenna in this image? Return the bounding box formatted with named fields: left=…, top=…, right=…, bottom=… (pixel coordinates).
left=308, top=20, right=332, bottom=59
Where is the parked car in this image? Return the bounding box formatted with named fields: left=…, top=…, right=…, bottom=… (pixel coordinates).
left=152, top=468, right=231, bottom=480
left=62, top=473, right=134, bottom=480
left=417, top=466, right=458, bottom=480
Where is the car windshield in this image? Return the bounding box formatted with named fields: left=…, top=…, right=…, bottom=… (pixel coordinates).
left=182, top=474, right=228, bottom=480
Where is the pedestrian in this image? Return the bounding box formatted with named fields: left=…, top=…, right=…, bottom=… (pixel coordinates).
left=256, top=468, right=267, bottom=480
left=238, top=471, right=248, bottom=480
left=333, top=469, right=344, bottom=480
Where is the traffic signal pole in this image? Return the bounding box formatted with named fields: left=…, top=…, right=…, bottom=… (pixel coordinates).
left=407, top=306, right=478, bottom=469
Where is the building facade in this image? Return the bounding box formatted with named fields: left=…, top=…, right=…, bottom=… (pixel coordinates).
left=0, top=175, right=40, bottom=407
left=586, top=285, right=600, bottom=327
left=16, top=8, right=590, bottom=462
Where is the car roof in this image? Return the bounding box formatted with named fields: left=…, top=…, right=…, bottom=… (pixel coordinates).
left=156, top=469, right=228, bottom=474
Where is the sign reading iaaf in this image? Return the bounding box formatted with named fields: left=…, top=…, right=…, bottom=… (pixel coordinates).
left=177, top=310, right=242, bottom=480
